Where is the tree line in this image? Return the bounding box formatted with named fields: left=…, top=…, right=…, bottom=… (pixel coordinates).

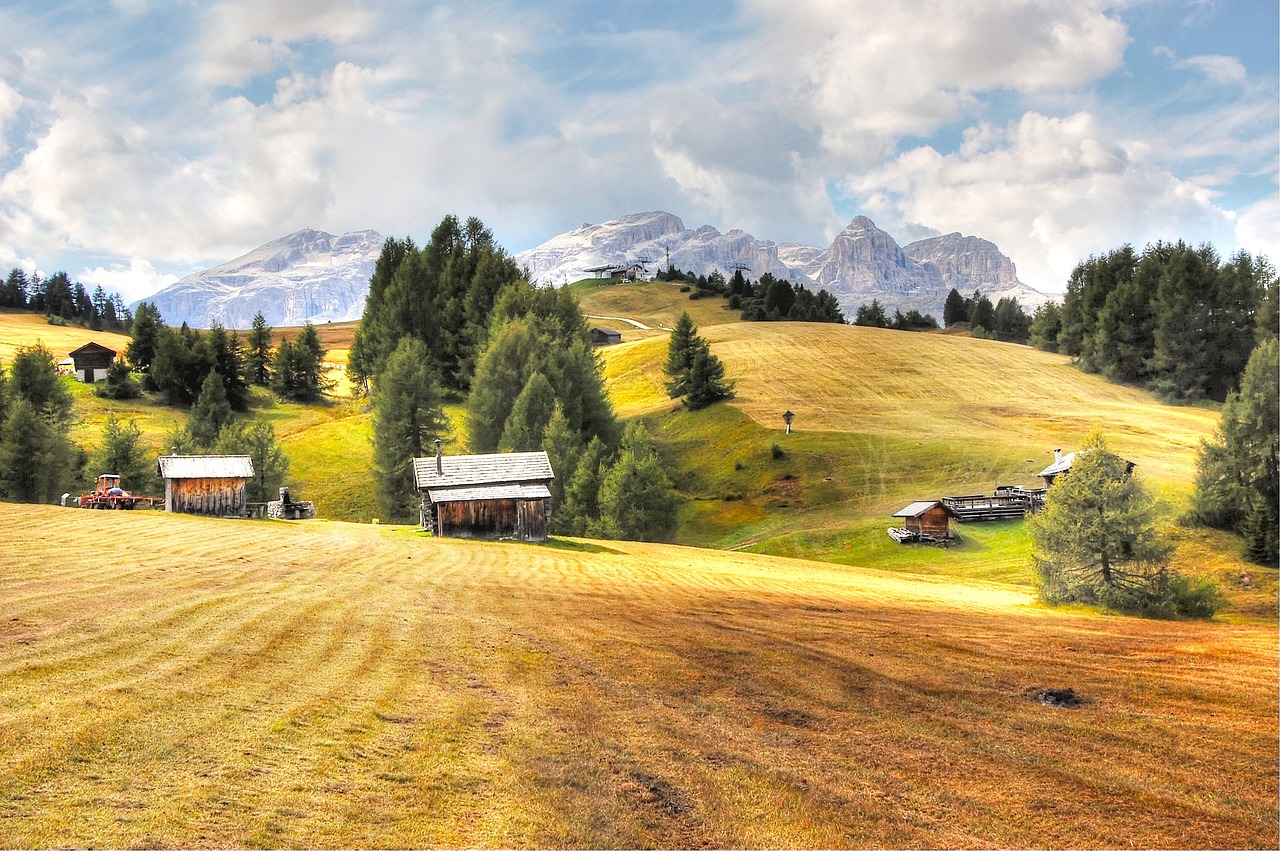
left=2, top=267, right=131, bottom=332
left=1027, top=241, right=1275, bottom=402
left=360, top=216, right=684, bottom=541
left=656, top=267, right=846, bottom=324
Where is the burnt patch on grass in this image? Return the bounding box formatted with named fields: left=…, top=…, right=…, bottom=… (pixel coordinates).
left=1033, top=687, right=1086, bottom=708
left=627, top=770, right=692, bottom=818
left=763, top=705, right=818, bottom=728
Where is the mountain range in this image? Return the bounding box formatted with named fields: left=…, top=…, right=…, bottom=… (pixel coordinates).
left=137, top=213, right=1048, bottom=328
left=514, top=211, right=1048, bottom=320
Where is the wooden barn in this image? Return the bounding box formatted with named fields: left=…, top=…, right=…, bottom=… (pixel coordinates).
left=67, top=341, right=116, bottom=383
left=890, top=500, right=955, bottom=542
left=157, top=454, right=255, bottom=517
left=591, top=327, right=622, bottom=346
left=412, top=448, right=554, bottom=542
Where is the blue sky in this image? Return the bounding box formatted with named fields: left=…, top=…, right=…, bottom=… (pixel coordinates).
left=0, top=0, right=1275, bottom=302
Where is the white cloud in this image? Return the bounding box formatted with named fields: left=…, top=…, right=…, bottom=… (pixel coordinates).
left=845, top=111, right=1238, bottom=292
left=741, top=0, right=1130, bottom=157
left=195, top=0, right=378, bottom=87
left=1235, top=193, right=1280, bottom=264
left=1177, top=54, right=1248, bottom=85
left=80, top=257, right=178, bottom=304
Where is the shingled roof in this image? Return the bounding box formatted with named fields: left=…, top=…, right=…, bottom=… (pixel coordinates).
left=412, top=451, right=554, bottom=491
left=158, top=455, right=255, bottom=479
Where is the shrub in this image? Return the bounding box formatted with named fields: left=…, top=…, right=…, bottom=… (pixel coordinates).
left=771, top=443, right=784, bottom=460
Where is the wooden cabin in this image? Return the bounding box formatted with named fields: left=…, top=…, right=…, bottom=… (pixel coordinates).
left=67, top=341, right=116, bottom=383
left=891, top=500, right=954, bottom=540
left=412, top=448, right=554, bottom=542
left=591, top=327, right=622, bottom=346
left=157, top=454, right=255, bottom=517
left=1038, top=448, right=1135, bottom=487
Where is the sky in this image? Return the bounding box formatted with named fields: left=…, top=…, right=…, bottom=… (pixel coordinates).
left=0, top=0, right=1276, bottom=303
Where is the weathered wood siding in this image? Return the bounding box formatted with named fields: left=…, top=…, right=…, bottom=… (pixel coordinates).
left=434, top=498, right=548, bottom=542
left=165, top=477, right=248, bottom=516
left=904, top=505, right=950, bottom=538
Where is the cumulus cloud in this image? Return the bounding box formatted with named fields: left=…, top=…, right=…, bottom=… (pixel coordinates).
left=741, top=0, right=1129, bottom=156
left=844, top=111, right=1238, bottom=292
left=195, top=0, right=378, bottom=87
left=80, top=257, right=178, bottom=304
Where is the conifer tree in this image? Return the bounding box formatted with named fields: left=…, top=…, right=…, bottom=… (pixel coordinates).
left=1029, top=432, right=1180, bottom=613
left=497, top=371, right=558, bottom=452
left=371, top=338, right=449, bottom=520
left=126, top=302, right=165, bottom=375
left=943, top=288, right=968, bottom=326
left=188, top=370, right=233, bottom=448
left=9, top=343, right=73, bottom=422
left=245, top=312, right=274, bottom=387
left=0, top=398, right=76, bottom=503
left=594, top=423, right=679, bottom=542
left=664, top=312, right=699, bottom=397
left=215, top=418, right=289, bottom=504
left=556, top=436, right=607, bottom=536
left=681, top=339, right=734, bottom=410
left=92, top=415, right=156, bottom=494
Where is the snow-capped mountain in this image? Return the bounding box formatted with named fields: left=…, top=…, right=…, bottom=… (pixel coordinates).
left=135, top=228, right=384, bottom=329
left=515, top=211, right=1048, bottom=319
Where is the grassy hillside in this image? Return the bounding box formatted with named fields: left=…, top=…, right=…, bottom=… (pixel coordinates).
left=2, top=292, right=1263, bottom=614
left=0, top=309, right=131, bottom=365
left=0, top=505, right=1274, bottom=848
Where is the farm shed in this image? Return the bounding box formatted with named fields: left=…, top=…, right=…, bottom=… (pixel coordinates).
left=890, top=500, right=955, bottom=541
left=1038, top=448, right=1135, bottom=487
left=591, top=327, right=622, bottom=346
left=412, top=448, right=555, bottom=542
left=157, top=454, right=255, bottom=517
left=67, top=341, right=116, bottom=383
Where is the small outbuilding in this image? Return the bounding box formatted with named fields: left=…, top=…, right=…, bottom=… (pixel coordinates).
left=412, top=447, right=554, bottom=541
left=67, top=342, right=117, bottom=383
left=157, top=454, right=255, bottom=517
left=591, top=327, right=622, bottom=346
left=890, top=500, right=955, bottom=542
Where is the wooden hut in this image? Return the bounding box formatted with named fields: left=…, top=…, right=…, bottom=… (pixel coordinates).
left=157, top=454, right=255, bottom=517
left=67, top=341, right=116, bottom=383
left=412, top=448, right=554, bottom=542
left=590, top=327, right=622, bottom=346
left=890, top=500, right=954, bottom=541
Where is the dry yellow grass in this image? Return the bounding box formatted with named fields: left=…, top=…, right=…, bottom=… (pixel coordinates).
left=0, top=310, right=132, bottom=366
left=0, top=505, right=1274, bottom=848
left=602, top=321, right=1220, bottom=489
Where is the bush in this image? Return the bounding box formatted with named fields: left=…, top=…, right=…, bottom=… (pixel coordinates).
left=46, top=315, right=66, bottom=326
left=771, top=443, right=784, bottom=459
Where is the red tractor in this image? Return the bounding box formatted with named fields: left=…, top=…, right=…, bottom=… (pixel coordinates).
left=77, top=474, right=161, bottom=509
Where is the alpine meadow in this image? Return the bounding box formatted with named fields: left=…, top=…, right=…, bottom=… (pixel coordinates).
left=0, top=214, right=1275, bottom=849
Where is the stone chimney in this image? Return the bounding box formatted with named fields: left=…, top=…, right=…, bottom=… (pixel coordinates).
left=435, top=439, right=443, bottom=475
left=1053, top=448, right=1063, bottom=464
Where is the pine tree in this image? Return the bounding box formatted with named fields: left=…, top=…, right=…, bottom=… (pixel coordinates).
left=1188, top=337, right=1279, bottom=564
left=594, top=423, right=679, bottom=542
left=541, top=404, right=578, bottom=519
left=664, top=312, right=700, bottom=397
left=1029, top=301, right=1062, bottom=352
left=0, top=398, right=76, bottom=503
left=557, top=436, right=607, bottom=536
left=92, top=415, right=156, bottom=495
left=245, top=312, right=274, bottom=387
left=1029, top=432, right=1177, bottom=613
left=854, top=300, right=889, bottom=328
left=215, top=418, right=289, bottom=504
left=188, top=370, right=233, bottom=448
left=498, top=371, right=558, bottom=452
left=10, top=343, right=73, bottom=422
left=943, top=288, right=968, bottom=327
left=681, top=339, right=734, bottom=410
left=95, top=359, right=142, bottom=400
left=371, top=337, right=449, bottom=521
left=126, top=302, right=165, bottom=378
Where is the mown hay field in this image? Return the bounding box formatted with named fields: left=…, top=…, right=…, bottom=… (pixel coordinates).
left=0, top=310, right=131, bottom=366
left=0, top=505, right=1275, bottom=848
